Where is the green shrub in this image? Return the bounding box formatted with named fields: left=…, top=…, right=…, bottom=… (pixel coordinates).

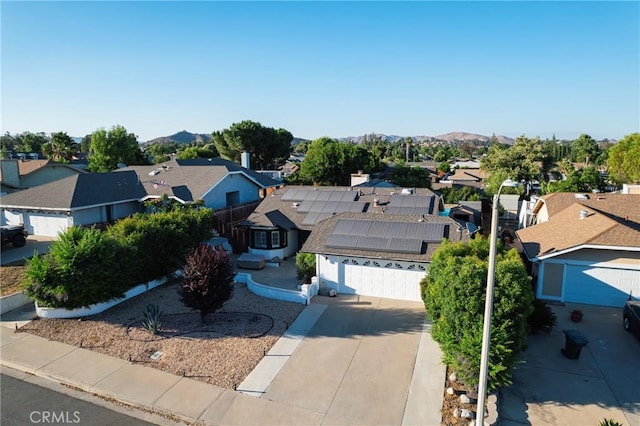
left=421, top=237, right=534, bottom=392
left=295, top=252, right=316, bottom=281
left=180, top=244, right=235, bottom=322
left=23, top=227, right=133, bottom=309
left=598, top=419, right=623, bottom=426
left=527, top=299, right=557, bottom=334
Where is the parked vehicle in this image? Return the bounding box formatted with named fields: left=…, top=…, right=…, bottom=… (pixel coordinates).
left=623, top=300, right=640, bottom=338
left=0, top=225, right=28, bottom=248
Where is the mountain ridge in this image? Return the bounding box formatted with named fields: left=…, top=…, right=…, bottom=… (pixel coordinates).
left=142, top=130, right=515, bottom=145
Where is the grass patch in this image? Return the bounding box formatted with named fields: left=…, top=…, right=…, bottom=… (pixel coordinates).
left=0, top=260, right=27, bottom=296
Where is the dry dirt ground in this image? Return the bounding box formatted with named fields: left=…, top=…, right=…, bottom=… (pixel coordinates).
left=0, top=260, right=27, bottom=296
left=18, top=279, right=304, bottom=390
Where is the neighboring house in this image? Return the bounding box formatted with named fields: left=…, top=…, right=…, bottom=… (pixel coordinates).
left=1, top=157, right=283, bottom=238
left=0, top=159, right=86, bottom=194
left=118, top=158, right=282, bottom=211
left=237, top=185, right=473, bottom=301
left=303, top=212, right=469, bottom=301
left=516, top=193, right=640, bottom=307
left=1, top=171, right=144, bottom=236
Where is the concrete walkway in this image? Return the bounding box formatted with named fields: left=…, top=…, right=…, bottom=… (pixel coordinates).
left=0, top=296, right=445, bottom=426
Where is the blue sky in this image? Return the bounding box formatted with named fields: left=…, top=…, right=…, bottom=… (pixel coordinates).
left=2, top=1, right=638, bottom=142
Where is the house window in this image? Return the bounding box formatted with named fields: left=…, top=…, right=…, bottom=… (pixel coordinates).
left=255, top=231, right=268, bottom=248
left=250, top=229, right=287, bottom=250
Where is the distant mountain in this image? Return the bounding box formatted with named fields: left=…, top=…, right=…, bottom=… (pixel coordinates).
left=144, top=130, right=212, bottom=146
left=339, top=132, right=514, bottom=145
left=434, top=132, right=515, bottom=144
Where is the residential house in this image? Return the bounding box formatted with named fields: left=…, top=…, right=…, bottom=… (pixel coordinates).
left=516, top=193, right=640, bottom=307
left=1, top=157, right=283, bottom=238
left=1, top=171, right=144, bottom=236
left=237, top=185, right=473, bottom=301
left=0, top=159, right=86, bottom=194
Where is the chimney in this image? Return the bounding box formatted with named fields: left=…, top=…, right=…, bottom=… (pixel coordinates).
left=241, top=151, right=250, bottom=169
left=579, top=210, right=589, bottom=219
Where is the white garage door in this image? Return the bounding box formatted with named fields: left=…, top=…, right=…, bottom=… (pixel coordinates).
left=25, top=214, right=69, bottom=237
left=564, top=264, right=640, bottom=307
left=342, top=264, right=425, bottom=302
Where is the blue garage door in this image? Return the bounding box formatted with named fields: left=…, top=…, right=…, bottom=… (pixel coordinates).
left=564, top=264, right=640, bottom=307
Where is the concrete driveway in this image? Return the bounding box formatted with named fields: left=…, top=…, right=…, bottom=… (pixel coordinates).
left=1, top=236, right=55, bottom=265
left=261, top=295, right=430, bottom=426
left=501, top=302, right=640, bottom=426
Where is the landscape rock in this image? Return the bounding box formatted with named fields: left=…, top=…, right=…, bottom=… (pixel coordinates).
left=460, top=393, right=476, bottom=404
left=453, top=408, right=461, bottom=418
left=460, top=409, right=475, bottom=419
left=446, top=387, right=455, bottom=395
left=448, top=372, right=457, bottom=382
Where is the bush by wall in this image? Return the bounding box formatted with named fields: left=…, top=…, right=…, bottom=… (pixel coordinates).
left=23, top=208, right=214, bottom=309
left=295, top=252, right=316, bottom=281
left=23, top=227, right=133, bottom=309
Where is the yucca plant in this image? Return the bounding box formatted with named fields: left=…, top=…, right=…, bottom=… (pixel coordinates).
left=140, top=304, right=163, bottom=335
left=598, top=419, right=622, bottom=426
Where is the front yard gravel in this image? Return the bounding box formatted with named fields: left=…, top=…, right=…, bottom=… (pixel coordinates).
left=20, top=280, right=305, bottom=390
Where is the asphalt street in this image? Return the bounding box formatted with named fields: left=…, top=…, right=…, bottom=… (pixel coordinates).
left=0, top=373, right=158, bottom=426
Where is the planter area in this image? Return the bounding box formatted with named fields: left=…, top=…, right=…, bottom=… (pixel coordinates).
left=35, top=274, right=178, bottom=319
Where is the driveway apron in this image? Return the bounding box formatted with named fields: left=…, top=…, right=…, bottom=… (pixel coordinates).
left=262, top=295, right=425, bottom=426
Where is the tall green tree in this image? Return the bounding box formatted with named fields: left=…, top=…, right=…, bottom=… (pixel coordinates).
left=607, top=133, right=640, bottom=184
left=212, top=120, right=293, bottom=170
left=421, top=238, right=533, bottom=391
left=20, top=131, right=48, bottom=153
left=392, top=165, right=432, bottom=188
left=293, top=137, right=373, bottom=185
left=42, top=132, right=78, bottom=163
left=482, top=135, right=548, bottom=194
left=571, top=134, right=600, bottom=166
left=88, top=125, right=145, bottom=172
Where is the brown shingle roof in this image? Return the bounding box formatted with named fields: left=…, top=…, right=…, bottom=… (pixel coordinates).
left=301, top=212, right=469, bottom=262
left=517, top=195, right=640, bottom=259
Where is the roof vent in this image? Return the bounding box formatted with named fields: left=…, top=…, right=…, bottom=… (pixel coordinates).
left=579, top=209, right=589, bottom=219
left=148, top=170, right=160, bottom=176
left=575, top=194, right=589, bottom=199
left=373, top=198, right=380, bottom=206
left=401, top=188, right=413, bottom=195
left=292, top=202, right=299, bottom=208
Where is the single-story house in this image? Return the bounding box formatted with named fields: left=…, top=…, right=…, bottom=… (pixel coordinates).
left=118, top=158, right=282, bottom=211
left=1, top=158, right=86, bottom=194
left=302, top=212, right=469, bottom=301
left=1, top=157, right=283, bottom=237
left=1, top=171, right=144, bottom=236
left=516, top=193, right=640, bottom=307
left=237, top=185, right=444, bottom=260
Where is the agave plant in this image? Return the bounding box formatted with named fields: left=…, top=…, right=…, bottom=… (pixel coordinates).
left=140, top=304, right=163, bottom=335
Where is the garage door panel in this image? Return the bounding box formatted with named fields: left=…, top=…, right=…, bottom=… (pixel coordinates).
left=564, top=265, right=640, bottom=308
left=26, top=214, right=68, bottom=237
left=342, top=263, right=423, bottom=302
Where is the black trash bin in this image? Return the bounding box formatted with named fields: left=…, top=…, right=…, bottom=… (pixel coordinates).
left=562, top=329, right=588, bottom=359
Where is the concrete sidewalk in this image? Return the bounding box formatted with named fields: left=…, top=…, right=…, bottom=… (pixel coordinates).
left=0, top=298, right=446, bottom=426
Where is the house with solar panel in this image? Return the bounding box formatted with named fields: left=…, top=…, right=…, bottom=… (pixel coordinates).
left=237, top=186, right=470, bottom=301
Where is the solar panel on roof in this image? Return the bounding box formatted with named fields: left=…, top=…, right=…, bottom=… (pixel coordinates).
left=301, top=212, right=321, bottom=226
left=347, top=202, right=367, bottom=212
left=305, top=190, right=320, bottom=201
left=327, top=233, right=358, bottom=248
left=296, top=200, right=314, bottom=213
left=419, top=222, right=447, bottom=242
left=316, top=191, right=332, bottom=201
left=387, top=238, right=424, bottom=254
left=384, top=206, right=429, bottom=215
left=281, top=189, right=300, bottom=201
left=355, top=236, right=388, bottom=251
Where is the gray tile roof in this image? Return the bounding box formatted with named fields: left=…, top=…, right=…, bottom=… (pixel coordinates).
left=301, top=212, right=469, bottom=262
left=243, top=185, right=442, bottom=231
left=118, top=159, right=282, bottom=202
left=0, top=171, right=144, bottom=210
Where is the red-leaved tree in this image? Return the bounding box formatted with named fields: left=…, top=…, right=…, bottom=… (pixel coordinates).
left=180, top=244, right=235, bottom=322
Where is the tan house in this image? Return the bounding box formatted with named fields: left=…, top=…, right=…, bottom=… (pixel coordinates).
left=516, top=193, right=640, bottom=307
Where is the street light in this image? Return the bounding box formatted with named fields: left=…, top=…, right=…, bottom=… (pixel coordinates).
left=476, top=178, right=519, bottom=426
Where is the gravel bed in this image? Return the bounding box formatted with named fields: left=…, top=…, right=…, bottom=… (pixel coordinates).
left=21, top=280, right=305, bottom=390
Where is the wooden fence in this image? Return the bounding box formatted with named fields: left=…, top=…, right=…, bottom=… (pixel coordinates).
left=213, top=200, right=261, bottom=253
